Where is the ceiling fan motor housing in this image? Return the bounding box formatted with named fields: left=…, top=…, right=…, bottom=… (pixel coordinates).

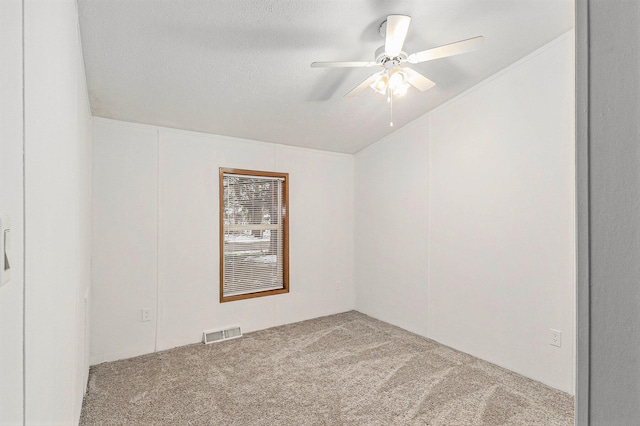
left=374, top=45, right=407, bottom=69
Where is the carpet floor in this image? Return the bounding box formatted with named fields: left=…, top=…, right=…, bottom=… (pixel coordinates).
left=80, top=311, right=574, bottom=425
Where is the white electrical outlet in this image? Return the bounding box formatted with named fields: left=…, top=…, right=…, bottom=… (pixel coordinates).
left=142, top=308, right=152, bottom=322
left=550, top=329, right=562, bottom=347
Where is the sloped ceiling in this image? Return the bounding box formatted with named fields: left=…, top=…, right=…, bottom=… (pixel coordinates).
left=78, top=0, right=574, bottom=154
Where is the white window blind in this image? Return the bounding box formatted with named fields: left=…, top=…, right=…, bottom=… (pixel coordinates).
left=220, top=170, right=288, bottom=301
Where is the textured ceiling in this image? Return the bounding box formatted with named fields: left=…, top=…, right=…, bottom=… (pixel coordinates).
left=78, top=0, right=574, bottom=154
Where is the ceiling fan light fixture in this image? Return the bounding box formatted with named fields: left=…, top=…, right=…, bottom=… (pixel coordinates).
left=388, top=70, right=409, bottom=96
left=370, top=73, right=389, bottom=95
left=388, top=70, right=404, bottom=87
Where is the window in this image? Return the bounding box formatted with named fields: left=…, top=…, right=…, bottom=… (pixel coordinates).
left=219, top=168, right=289, bottom=302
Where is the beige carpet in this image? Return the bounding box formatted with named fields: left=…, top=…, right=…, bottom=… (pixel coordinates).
left=80, top=311, right=574, bottom=425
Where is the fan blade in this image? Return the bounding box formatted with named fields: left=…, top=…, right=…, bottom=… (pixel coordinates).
left=311, top=61, right=377, bottom=68
left=407, top=36, right=484, bottom=64
left=385, top=15, right=411, bottom=56
left=344, top=73, right=380, bottom=98
left=403, top=68, right=436, bottom=92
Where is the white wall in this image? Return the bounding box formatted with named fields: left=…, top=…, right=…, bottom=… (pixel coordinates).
left=91, top=123, right=159, bottom=362
left=91, top=119, right=355, bottom=364
left=355, top=32, right=575, bottom=393
left=428, top=32, right=575, bottom=393
left=23, top=0, right=92, bottom=424
left=0, top=1, right=25, bottom=424
left=354, top=120, right=430, bottom=337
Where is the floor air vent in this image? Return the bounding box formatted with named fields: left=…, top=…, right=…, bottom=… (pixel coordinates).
left=203, top=325, right=242, bottom=344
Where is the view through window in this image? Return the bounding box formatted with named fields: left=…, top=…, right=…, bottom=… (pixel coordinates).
left=219, top=168, right=289, bottom=302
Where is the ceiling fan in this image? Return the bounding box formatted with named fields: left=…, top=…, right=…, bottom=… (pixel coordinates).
left=311, top=15, right=483, bottom=124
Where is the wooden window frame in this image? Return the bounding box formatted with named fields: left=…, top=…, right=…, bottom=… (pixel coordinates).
left=219, top=168, right=289, bottom=302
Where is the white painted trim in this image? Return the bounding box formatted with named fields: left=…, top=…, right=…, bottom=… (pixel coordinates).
left=574, top=0, right=589, bottom=423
